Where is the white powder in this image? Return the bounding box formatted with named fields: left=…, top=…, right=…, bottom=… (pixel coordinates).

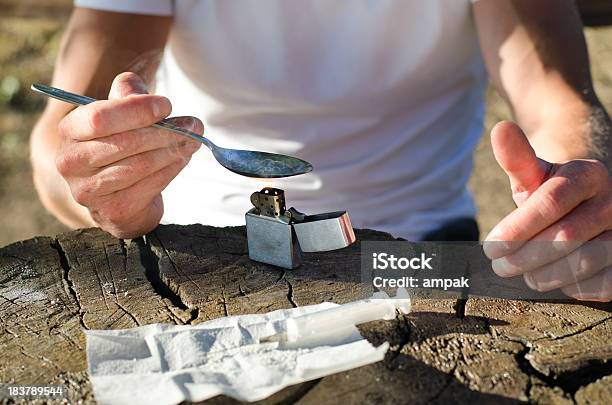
left=86, top=296, right=406, bottom=405
left=3, top=286, right=47, bottom=303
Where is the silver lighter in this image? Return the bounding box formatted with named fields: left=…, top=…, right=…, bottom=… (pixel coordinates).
left=245, top=187, right=356, bottom=269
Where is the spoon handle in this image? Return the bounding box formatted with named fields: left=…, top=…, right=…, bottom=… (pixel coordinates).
left=31, top=83, right=214, bottom=150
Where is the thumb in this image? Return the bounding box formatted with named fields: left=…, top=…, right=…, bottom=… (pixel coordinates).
left=108, top=72, right=149, bottom=100
left=491, top=121, right=552, bottom=206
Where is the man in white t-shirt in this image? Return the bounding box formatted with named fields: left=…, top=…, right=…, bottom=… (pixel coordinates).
left=31, top=1, right=611, bottom=301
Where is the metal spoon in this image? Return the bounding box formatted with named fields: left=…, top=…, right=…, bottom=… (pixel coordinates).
left=31, top=83, right=313, bottom=178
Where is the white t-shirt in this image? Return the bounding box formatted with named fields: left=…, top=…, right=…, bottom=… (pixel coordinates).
left=75, top=0, right=488, bottom=240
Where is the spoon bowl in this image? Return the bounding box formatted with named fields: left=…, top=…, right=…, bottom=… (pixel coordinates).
left=31, top=83, right=313, bottom=178
left=213, top=147, right=313, bottom=178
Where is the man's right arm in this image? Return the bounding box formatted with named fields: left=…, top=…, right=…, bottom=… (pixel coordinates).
left=31, top=8, right=200, bottom=237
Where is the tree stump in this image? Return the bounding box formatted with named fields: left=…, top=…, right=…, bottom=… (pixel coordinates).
left=0, top=224, right=610, bottom=404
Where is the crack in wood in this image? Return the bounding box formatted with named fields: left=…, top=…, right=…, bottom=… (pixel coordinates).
left=3, top=226, right=609, bottom=403
left=153, top=232, right=201, bottom=290
left=57, top=329, right=83, bottom=351
left=96, top=244, right=112, bottom=311
left=512, top=340, right=561, bottom=397
left=507, top=336, right=612, bottom=397
left=110, top=240, right=141, bottom=327
left=51, top=239, right=88, bottom=330
left=5, top=326, right=19, bottom=338
left=384, top=314, right=412, bottom=366
left=0, top=293, right=24, bottom=308
left=238, top=284, right=247, bottom=297
left=136, top=237, right=189, bottom=311
left=116, top=301, right=141, bottom=327
left=221, top=289, right=229, bottom=317
left=536, top=315, right=612, bottom=342
left=426, top=363, right=459, bottom=403
left=11, top=338, right=62, bottom=372
left=454, top=298, right=467, bottom=319
left=478, top=305, right=612, bottom=398
left=278, top=270, right=298, bottom=308
left=186, top=308, right=199, bottom=324
left=453, top=260, right=470, bottom=319
left=285, top=278, right=297, bottom=308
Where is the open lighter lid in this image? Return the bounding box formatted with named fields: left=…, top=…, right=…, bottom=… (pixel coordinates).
left=292, top=211, right=356, bottom=252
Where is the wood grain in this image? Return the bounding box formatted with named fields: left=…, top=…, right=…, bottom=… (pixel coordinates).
left=0, top=225, right=610, bottom=404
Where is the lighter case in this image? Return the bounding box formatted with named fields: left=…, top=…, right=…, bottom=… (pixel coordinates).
left=245, top=187, right=356, bottom=269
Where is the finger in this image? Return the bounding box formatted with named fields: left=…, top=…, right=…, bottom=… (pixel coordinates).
left=72, top=142, right=199, bottom=205
left=58, top=94, right=172, bottom=141
left=60, top=116, right=203, bottom=170
left=484, top=160, right=605, bottom=259
left=521, top=232, right=612, bottom=291
left=490, top=121, right=553, bottom=205
left=561, top=266, right=612, bottom=302
left=108, top=72, right=149, bottom=99
left=491, top=194, right=612, bottom=276
left=96, top=195, right=164, bottom=240
left=89, top=158, right=190, bottom=229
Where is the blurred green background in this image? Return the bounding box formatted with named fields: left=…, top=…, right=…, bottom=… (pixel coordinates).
left=1, top=0, right=611, bottom=247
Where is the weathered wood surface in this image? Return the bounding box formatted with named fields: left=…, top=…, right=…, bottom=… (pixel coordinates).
left=0, top=224, right=610, bottom=404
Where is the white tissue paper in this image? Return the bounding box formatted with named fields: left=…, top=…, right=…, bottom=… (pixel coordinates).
left=86, top=291, right=410, bottom=405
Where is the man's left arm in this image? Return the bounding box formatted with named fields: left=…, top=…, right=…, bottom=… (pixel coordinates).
left=473, top=0, right=612, bottom=301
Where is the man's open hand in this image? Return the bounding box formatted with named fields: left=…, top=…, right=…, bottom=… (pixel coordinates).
left=483, top=121, right=611, bottom=302
left=56, top=72, right=202, bottom=238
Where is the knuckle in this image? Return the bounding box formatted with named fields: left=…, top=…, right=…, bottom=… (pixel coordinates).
left=588, top=160, right=609, bottom=180
left=564, top=160, right=608, bottom=191
left=103, top=132, right=133, bottom=157
left=185, top=140, right=201, bottom=154
left=55, top=152, right=72, bottom=176
left=116, top=71, right=139, bottom=83
left=137, top=155, right=155, bottom=173
left=151, top=96, right=171, bottom=118
left=527, top=272, right=549, bottom=292
left=122, top=154, right=153, bottom=177
left=87, top=174, right=109, bottom=194
left=150, top=162, right=178, bottom=187
left=98, top=200, right=130, bottom=225
left=556, top=224, right=577, bottom=242
left=149, top=166, right=169, bottom=185
left=72, top=175, right=107, bottom=205
left=561, top=163, right=591, bottom=188
left=175, top=147, right=195, bottom=163
left=527, top=273, right=547, bottom=292
left=57, top=117, right=71, bottom=137
left=87, top=106, right=106, bottom=134
left=60, top=143, right=99, bottom=172
left=598, top=230, right=612, bottom=242
left=81, top=144, right=100, bottom=168
left=573, top=255, right=595, bottom=279
left=183, top=116, right=205, bottom=134
left=563, top=288, right=581, bottom=300
left=72, top=184, right=92, bottom=206
left=533, top=282, right=548, bottom=293
left=597, top=201, right=612, bottom=229
left=75, top=143, right=96, bottom=167
left=537, top=188, right=565, bottom=219
left=106, top=210, right=129, bottom=225
left=566, top=159, right=590, bottom=175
